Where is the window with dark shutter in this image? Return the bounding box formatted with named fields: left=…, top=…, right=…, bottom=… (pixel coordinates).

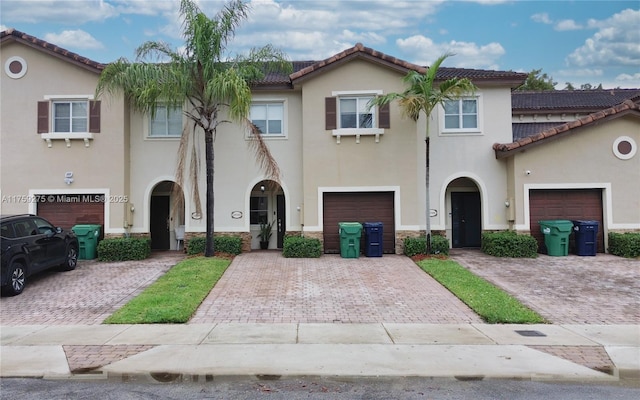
left=89, top=100, right=101, bottom=133
left=325, top=97, right=337, bottom=130
left=37, top=101, right=49, bottom=133
left=378, top=103, right=390, bottom=129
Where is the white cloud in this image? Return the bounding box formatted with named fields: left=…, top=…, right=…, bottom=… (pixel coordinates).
left=554, top=19, right=582, bottom=31
left=1, top=0, right=119, bottom=24
left=531, top=13, right=552, bottom=24
left=616, top=72, right=640, bottom=82
left=396, top=35, right=505, bottom=68
left=44, top=30, right=104, bottom=50
left=556, top=68, right=603, bottom=78
left=566, top=9, right=640, bottom=67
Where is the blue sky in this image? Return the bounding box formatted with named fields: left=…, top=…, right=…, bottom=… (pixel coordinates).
left=1, top=0, right=639, bottom=88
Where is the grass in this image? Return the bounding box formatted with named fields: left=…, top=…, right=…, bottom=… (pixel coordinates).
left=416, top=258, right=547, bottom=324
left=103, top=256, right=231, bottom=324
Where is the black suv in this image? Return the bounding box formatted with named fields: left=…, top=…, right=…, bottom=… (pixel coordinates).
left=1, top=214, right=79, bottom=296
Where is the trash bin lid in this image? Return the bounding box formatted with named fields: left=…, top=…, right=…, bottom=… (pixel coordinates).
left=539, top=220, right=573, bottom=232
left=339, top=222, right=362, bottom=234
left=71, top=224, right=101, bottom=235
left=363, top=222, right=383, bottom=228
left=571, top=220, right=599, bottom=226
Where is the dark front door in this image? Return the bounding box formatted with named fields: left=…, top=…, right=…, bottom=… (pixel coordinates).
left=277, top=195, right=286, bottom=249
left=451, top=192, right=481, bottom=248
left=150, top=196, right=170, bottom=250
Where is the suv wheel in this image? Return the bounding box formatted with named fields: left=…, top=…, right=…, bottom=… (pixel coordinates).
left=3, top=262, right=26, bottom=296
left=60, top=245, right=78, bottom=271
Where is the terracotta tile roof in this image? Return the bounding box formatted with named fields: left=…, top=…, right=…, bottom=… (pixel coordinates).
left=494, top=99, right=640, bottom=158
left=512, top=122, right=564, bottom=141
left=290, top=42, right=427, bottom=83
left=1, top=28, right=105, bottom=73
left=512, top=89, right=640, bottom=113
left=289, top=43, right=527, bottom=87
left=437, top=67, right=527, bottom=87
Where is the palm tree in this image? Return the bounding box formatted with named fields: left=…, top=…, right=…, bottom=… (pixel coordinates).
left=370, top=53, right=476, bottom=254
left=96, top=0, right=290, bottom=256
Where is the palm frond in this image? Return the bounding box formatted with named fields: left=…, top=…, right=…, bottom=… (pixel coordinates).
left=245, top=118, right=281, bottom=183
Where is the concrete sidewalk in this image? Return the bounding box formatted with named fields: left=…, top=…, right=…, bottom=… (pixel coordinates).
left=2, top=323, right=638, bottom=383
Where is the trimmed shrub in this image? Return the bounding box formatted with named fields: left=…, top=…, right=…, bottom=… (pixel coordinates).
left=403, top=235, right=450, bottom=256
left=282, top=235, right=322, bottom=258
left=608, top=232, right=640, bottom=258
left=97, top=238, right=151, bottom=261
left=481, top=231, right=538, bottom=258
left=186, top=235, right=242, bottom=256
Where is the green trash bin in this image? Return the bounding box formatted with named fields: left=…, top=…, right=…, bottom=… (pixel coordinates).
left=338, top=222, right=362, bottom=258
left=539, top=220, right=573, bottom=256
left=72, top=224, right=101, bottom=260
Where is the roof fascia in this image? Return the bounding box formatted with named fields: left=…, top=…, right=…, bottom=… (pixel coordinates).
left=291, top=52, right=416, bottom=86
left=1, top=35, right=103, bottom=74
left=495, top=108, right=640, bottom=159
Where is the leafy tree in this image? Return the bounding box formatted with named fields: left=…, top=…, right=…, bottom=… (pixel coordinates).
left=580, top=83, right=603, bottom=90
left=96, top=0, right=290, bottom=256
left=516, top=69, right=556, bottom=91
left=370, top=53, right=476, bottom=254
left=564, top=82, right=575, bottom=90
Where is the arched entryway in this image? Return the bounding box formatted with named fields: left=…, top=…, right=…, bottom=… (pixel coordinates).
left=250, top=180, right=285, bottom=249
left=149, top=181, right=185, bottom=250
left=446, top=178, right=482, bottom=248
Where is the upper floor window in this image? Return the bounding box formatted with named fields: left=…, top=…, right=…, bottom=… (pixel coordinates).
left=53, top=101, right=88, bottom=133
left=339, top=96, right=374, bottom=129
left=325, top=91, right=390, bottom=144
left=443, top=98, right=478, bottom=132
left=37, top=96, right=100, bottom=147
left=150, top=105, right=182, bottom=137
left=250, top=102, right=284, bottom=136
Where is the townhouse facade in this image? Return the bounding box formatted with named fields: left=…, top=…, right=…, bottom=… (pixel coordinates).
left=2, top=29, right=638, bottom=254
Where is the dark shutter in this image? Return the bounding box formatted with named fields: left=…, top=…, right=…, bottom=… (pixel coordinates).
left=37, top=101, right=49, bottom=133
left=378, top=103, right=390, bottom=129
left=325, top=97, right=337, bottom=130
left=89, top=100, right=101, bottom=133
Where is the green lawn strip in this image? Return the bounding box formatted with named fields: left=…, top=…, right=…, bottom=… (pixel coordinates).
left=104, top=256, right=230, bottom=324
left=416, top=258, right=547, bottom=324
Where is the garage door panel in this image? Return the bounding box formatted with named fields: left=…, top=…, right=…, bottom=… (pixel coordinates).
left=37, top=195, right=105, bottom=233
left=530, top=189, right=604, bottom=253
left=323, top=192, right=395, bottom=254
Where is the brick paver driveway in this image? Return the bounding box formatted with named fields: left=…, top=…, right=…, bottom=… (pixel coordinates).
left=190, top=252, right=482, bottom=324
left=450, top=250, right=640, bottom=324
left=0, top=252, right=184, bottom=325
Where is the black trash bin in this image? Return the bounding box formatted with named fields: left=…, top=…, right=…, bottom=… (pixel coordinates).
left=572, top=220, right=599, bottom=256
left=363, top=222, right=383, bottom=257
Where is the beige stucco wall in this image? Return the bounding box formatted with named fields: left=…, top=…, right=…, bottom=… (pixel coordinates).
left=0, top=42, right=128, bottom=234
left=428, top=86, right=514, bottom=236
left=296, top=59, right=516, bottom=245
left=298, top=59, right=421, bottom=233
left=508, top=115, right=640, bottom=232
left=127, top=90, right=304, bottom=249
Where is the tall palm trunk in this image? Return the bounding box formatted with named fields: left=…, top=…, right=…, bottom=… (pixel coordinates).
left=204, top=129, right=215, bottom=257
left=425, top=136, right=432, bottom=254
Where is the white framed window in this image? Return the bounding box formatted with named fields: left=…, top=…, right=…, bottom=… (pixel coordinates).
left=149, top=105, right=182, bottom=137
left=251, top=102, right=284, bottom=135
left=327, top=90, right=387, bottom=144
left=442, top=97, right=481, bottom=134
left=339, top=96, right=375, bottom=129
left=53, top=101, right=88, bottom=133
left=38, top=95, right=98, bottom=147
left=249, top=196, right=268, bottom=224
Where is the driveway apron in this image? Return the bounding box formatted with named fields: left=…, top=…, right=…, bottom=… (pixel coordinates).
left=450, top=249, right=640, bottom=324
left=189, top=252, right=482, bottom=324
